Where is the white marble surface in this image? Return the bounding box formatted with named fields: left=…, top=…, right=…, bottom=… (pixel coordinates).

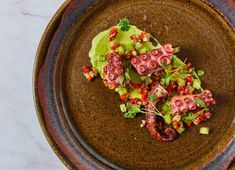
left=0, top=0, right=66, bottom=169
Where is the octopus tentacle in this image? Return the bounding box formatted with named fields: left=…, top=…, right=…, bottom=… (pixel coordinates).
left=145, top=85, right=176, bottom=142
left=104, top=53, right=125, bottom=87
left=171, top=90, right=216, bottom=114
left=131, top=44, right=175, bottom=76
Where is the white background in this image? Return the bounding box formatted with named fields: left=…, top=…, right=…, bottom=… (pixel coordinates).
left=0, top=0, right=66, bottom=169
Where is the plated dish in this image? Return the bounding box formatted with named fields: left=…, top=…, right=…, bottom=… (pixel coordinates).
left=34, top=0, right=235, bottom=169
left=83, top=18, right=216, bottom=142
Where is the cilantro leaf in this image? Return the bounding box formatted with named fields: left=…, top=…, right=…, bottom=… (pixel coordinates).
left=184, top=113, right=198, bottom=124
left=124, top=103, right=144, bottom=118
left=164, top=75, right=172, bottom=86
left=195, top=98, right=207, bottom=108
left=118, top=18, right=131, bottom=31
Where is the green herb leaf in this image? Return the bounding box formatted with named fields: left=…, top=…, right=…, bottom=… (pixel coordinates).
left=118, top=18, right=131, bottom=31
left=197, top=70, right=204, bottom=77
left=150, top=94, right=157, bottom=101
left=124, top=103, right=143, bottom=118
left=165, top=75, right=172, bottom=86
left=124, top=111, right=137, bottom=118
left=125, top=68, right=131, bottom=80
left=195, top=98, right=207, bottom=108
left=129, top=68, right=142, bottom=84
left=184, top=113, right=198, bottom=124
left=118, top=75, right=125, bottom=85
left=115, top=87, right=127, bottom=95
left=161, top=61, right=167, bottom=67
left=193, top=79, right=201, bottom=90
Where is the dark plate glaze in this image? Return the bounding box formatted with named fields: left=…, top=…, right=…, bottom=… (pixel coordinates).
left=33, top=0, right=235, bottom=169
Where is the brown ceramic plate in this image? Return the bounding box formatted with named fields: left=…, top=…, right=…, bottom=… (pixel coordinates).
left=33, top=0, right=235, bottom=169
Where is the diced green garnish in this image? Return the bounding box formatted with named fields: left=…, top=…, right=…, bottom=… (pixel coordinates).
left=118, top=75, right=125, bottom=85
left=115, top=87, right=127, bottom=95
left=195, top=98, right=207, bottom=108
left=129, top=89, right=142, bottom=99
left=178, top=78, right=186, bottom=86
left=184, top=113, right=198, bottom=124
left=115, top=46, right=125, bottom=54
left=173, top=115, right=181, bottom=122
left=118, top=18, right=131, bottom=31
left=161, top=102, right=171, bottom=112
left=197, top=70, right=204, bottom=77
left=200, top=127, right=210, bottom=134
left=164, top=113, right=172, bottom=124
left=120, top=104, right=127, bottom=112
left=193, top=79, right=201, bottom=90
left=150, top=94, right=157, bottom=101
left=177, top=125, right=185, bottom=134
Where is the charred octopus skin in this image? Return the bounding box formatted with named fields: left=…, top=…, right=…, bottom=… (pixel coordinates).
left=131, top=44, right=175, bottom=76
left=171, top=90, right=216, bottom=114
left=146, top=85, right=177, bottom=142
left=104, top=53, right=125, bottom=88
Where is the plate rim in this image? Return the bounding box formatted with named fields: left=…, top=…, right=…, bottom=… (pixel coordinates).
left=33, top=0, right=235, bottom=169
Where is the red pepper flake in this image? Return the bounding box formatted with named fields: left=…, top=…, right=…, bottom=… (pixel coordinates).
left=166, top=83, right=174, bottom=93
left=120, top=94, right=127, bottom=101
left=130, top=34, right=140, bottom=43
left=141, top=92, right=147, bottom=102
left=130, top=98, right=139, bottom=104
left=185, top=75, right=192, bottom=82
left=177, top=86, right=184, bottom=92
left=140, top=84, right=147, bottom=89
left=131, top=83, right=140, bottom=89
left=108, top=27, right=118, bottom=41
left=139, top=32, right=149, bottom=42
left=83, top=66, right=91, bottom=74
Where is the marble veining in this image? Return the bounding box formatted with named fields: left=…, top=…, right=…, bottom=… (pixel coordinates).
left=0, top=0, right=65, bottom=169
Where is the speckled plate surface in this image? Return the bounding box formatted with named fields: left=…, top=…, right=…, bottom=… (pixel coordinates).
left=33, top=0, right=235, bottom=169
